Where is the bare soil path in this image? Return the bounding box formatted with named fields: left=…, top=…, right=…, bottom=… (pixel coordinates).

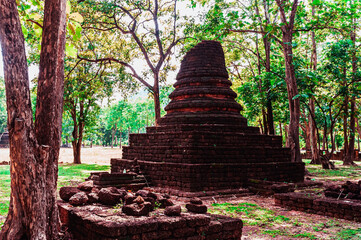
left=0, top=146, right=122, bottom=165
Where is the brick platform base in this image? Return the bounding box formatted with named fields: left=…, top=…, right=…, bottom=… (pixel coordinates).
left=58, top=201, right=243, bottom=240
left=112, top=159, right=304, bottom=193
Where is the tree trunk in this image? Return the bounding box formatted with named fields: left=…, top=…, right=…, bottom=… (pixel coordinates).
left=111, top=124, right=117, bottom=148
left=111, top=128, right=114, bottom=148
left=0, top=0, right=66, bottom=239
left=276, top=0, right=301, bottom=162
left=322, top=128, right=327, bottom=151
left=285, top=124, right=289, bottom=147
left=309, top=99, right=320, bottom=164
left=304, top=120, right=311, bottom=159
left=261, top=108, right=268, bottom=135
left=343, top=100, right=349, bottom=158
left=263, top=35, right=274, bottom=135
left=71, top=102, right=84, bottom=164
left=279, top=122, right=283, bottom=140
left=345, top=22, right=357, bottom=166
left=153, top=74, right=161, bottom=125
left=282, top=37, right=301, bottom=162
left=119, top=135, right=122, bottom=148
left=259, top=120, right=264, bottom=134
left=309, top=9, right=320, bottom=164
left=72, top=122, right=83, bottom=165
left=345, top=97, right=355, bottom=165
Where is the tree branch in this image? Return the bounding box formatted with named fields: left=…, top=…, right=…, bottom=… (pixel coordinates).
left=77, top=56, right=154, bottom=91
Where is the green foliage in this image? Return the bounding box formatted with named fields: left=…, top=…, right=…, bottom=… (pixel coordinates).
left=57, top=164, right=110, bottom=187
left=97, top=85, right=172, bottom=146
left=17, top=0, right=83, bottom=62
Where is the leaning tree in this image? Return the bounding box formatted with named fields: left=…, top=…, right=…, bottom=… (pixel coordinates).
left=0, top=0, right=66, bottom=239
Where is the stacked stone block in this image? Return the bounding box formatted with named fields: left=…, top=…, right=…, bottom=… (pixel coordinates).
left=111, top=40, right=304, bottom=193
left=275, top=192, right=361, bottom=222
left=59, top=202, right=243, bottom=240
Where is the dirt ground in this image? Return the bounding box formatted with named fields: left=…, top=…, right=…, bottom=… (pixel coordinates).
left=0, top=146, right=122, bottom=165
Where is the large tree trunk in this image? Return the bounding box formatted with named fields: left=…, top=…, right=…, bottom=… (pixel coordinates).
left=345, top=23, right=357, bottom=165
left=276, top=0, right=301, bottom=162
left=263, top=35, right=275, bottom=135
left=309, top=18, right=320, bottom=164
left=0, top=0, right=66, bottom=239
left=282, top=35, right=301, bottom=162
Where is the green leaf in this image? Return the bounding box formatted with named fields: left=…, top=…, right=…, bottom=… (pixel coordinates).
left=311, top=0, right=321, bottom=5
left=33, top=25, right=42, bottom=38
left=66, top=43, right=77, bottom=58
left=292, top=94, right=300, bottom=100
left=21, top=25, right=28, bottom=38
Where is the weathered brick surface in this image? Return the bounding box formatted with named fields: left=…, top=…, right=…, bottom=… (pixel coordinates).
left=58, top=202, right=242, bottom=240
left=275, top=192, right=361, bottom=222
left=112, top=159, right=304, bottom=192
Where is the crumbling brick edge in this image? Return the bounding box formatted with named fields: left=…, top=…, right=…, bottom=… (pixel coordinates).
left=58, top=201, right=243, bottom=240
left=275, top=192, right=361, bottom=222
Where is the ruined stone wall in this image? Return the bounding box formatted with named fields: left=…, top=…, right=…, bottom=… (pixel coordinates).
left=275, top=192, right=361, bottom=222
left=59, top=202, right=243, bottom=240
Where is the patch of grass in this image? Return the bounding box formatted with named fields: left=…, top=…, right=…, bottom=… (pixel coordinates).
left=0, top=201, right=9, bottom=216
left=292, top=219, right=303, bottom=227
left=262, top=229, right=287, bottom=238
left=304, top=159, right=361, bottom=180
left=209, top=202, right=290, bottom=227
left=335, top=228, right=361, bottom=240
left=293, top=232, right=317, bottom=239
left=57, top=164, right=109, bottom=187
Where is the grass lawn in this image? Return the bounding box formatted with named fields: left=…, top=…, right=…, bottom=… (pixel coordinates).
left=1, top=157, right=361, bottom=239
left=208, top=200, right=361, bottom=239
left=305, top=159, right=361, bottom=182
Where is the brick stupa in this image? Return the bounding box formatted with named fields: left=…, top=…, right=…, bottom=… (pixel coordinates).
left=111, top=41, right=304, bottom=194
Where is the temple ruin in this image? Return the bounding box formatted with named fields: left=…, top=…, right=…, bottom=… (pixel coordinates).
left=111, top=40, right=305, bottom=195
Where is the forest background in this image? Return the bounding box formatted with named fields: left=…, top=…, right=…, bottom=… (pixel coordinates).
left=0, top=0, right=360, bottom=165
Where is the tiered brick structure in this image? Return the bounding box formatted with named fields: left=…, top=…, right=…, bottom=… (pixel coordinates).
left=111, top=40, right=304, bottom=193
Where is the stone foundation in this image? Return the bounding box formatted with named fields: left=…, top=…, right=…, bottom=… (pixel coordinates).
left=112, top=159, right=304, bottom=193
left=58, top=202, right=243, bottom=240
left=247, top=179, right=323, bottom=196
left=275, top=192, right=361, bottom=222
